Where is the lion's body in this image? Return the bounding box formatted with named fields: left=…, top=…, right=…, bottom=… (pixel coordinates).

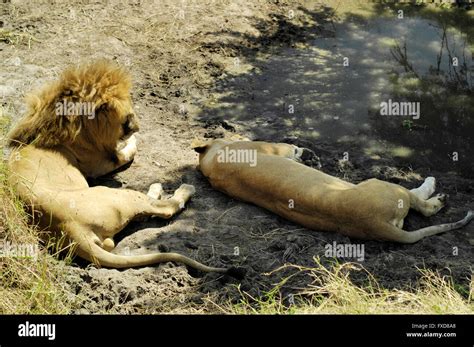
left=9, top=145, right=128, bottom=245
left=7, top=61, right=230, bottom=274
left=194, top=139, right=473, bottom=243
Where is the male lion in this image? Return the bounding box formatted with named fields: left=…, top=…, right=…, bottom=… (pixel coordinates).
left=7, top=61, right=232, bottom=274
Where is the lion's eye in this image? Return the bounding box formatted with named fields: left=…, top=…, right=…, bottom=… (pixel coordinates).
left=97, top=104, right=108, bottom=113
left=123, top=113, right=139, bottom=135
left=123, top=119, right=132, bottom=136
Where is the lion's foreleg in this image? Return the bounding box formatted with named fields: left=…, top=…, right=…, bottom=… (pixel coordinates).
left=134, top=184, right=196, bottom=220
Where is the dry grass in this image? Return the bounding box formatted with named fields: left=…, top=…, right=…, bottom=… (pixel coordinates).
left=0, top=0, right=311, bottom=315
left=227, top=258, right=474, bottom=314
left=0, top=105, right=77, bottom=314
left=0, top=28, right=39, bottom=47
left=1, top=0, right=472, bottom=314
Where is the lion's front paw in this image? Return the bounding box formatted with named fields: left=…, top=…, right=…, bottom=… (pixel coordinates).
left=174, top=184, right=196, bottom=208
left=176, top=184, right=196, bottom=197
left=117, top=134, right=138, bottom=163
left=147, top=183, right=164, bottom=200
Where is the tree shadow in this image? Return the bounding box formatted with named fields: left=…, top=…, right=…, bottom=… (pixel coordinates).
left=197, top=2, right=474, bottom=177
left=76, top=2, right=473, bottom=306
left=184, top=3, right=473, bottom=298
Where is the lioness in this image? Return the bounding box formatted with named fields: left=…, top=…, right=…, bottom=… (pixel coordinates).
left=7, top=61, right=232, bottom=274
left=193, top=138, right=473, bottom=243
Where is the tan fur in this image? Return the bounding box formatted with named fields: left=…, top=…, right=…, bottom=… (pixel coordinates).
left=7, top=61, right=229, bottom=273
left=194, top=139, right=473, bottom=243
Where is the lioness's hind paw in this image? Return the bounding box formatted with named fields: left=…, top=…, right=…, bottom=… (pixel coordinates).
left=428, top=194, right=447, bottom=214
left=434, top=193, right=447, bottom=204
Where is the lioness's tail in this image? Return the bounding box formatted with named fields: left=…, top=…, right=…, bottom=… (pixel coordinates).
left=69, top=228, right=244, bottom=278
left=382, top=210, right=473, bottom=243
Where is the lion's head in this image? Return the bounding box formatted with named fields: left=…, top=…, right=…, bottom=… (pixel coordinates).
left=8, top=60, right=140, bottom=177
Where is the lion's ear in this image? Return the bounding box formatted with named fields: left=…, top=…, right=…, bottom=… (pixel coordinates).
left=191, top=138, right=212, bottom=153
left=95, top=102, right=109, bottom=113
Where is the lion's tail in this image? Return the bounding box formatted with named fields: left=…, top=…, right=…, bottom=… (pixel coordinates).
left=69, top=228, right=245, bottom=278
left=380, top=210, right=473, bottom=243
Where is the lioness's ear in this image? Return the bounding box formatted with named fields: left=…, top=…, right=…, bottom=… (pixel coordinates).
left=191, top=138, right=212, bottom=153
left=229, top=134, right=251, bottom=141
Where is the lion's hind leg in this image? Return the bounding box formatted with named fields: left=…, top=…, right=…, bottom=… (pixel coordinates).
left=408, top=177, right=448, bottom=217
left=410, top=176, right=436, bottom=200
left=410, top=191, right=447, bottom=217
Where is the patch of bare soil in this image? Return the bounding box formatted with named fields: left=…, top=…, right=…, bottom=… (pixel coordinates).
left=1, top=0, right=472, bottom=313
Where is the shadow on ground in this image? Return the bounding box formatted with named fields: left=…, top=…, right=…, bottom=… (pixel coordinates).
left=6, top=1, right=471, bottom=312
left=198, top=4, right=474, bottom=177
left=174, top=3, right=474, bottom=303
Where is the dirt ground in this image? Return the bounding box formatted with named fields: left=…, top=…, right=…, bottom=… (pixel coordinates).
left=1, top=0, right=473, bottom=313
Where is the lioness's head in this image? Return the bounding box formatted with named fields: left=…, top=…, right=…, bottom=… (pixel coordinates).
left=8, top=60, right=140, bottom=177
